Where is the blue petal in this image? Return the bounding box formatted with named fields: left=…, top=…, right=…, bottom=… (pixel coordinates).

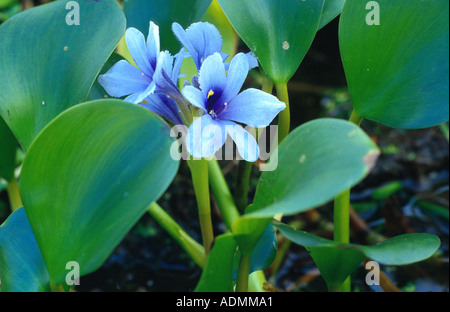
left=218, top=88, right=286, bottom=127
left=198, top=53, right=226, bottom=98
left=124, top=81, right=156, bottom=104
left=222, top=120, right=259, bottom=162
left=186, top=114, right=227, bottom=159
left=182, top=85, right=207, bottom=112
left=153, top=51, right=178, bottom=93
left=172, top=22, right=223, bottom=70
left=141, top=93, right=183, bottom=125
left=146, top=22, right=160, bottom=68
left=219, top=53, right=248, bottom=105
left=246, top=52, right=259, bottom=70
left=125, top=28, right=154, bottom=78
left=98, top=60, right=149, bottom=98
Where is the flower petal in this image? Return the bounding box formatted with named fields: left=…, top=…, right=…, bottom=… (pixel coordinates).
left=172, top=22, right=223, bottom=70
left=218, top=88, right=286, bottom=127
left=141, top=93, right=183, bottom=125
left=219, top=53, right=248, bottom=104
left=146, top=21, right=160, bottom=67
left=182, top=85, right=207, bottom=112
left=186, top=114, right=227, bottom=159
left=98, top=60, right=148, bottom=98
left=222, top=120, right=259, bottom=162
left=124, top=81, right=156, bottom=104
left=246, top=52, right=259, bottom=70
left=125, top=27, right=154, bottom=77
left=198, top=53, right=226, bottom=98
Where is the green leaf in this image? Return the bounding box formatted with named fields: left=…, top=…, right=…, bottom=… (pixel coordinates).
left=218, top=0, right=325, bottom=84
left=123, top=0, right=212, bottom=54
left=20, top=100, right=179, bottom=285
left=233, top=224, right=277, bottom=279
left=0, top=117, right=17, bottom=181
left=0, top=207, right=50, bottom=292
left=274, top=221, right=441, bottom=288
left=195, top=234, right=237, bottom=292
left=233, top=118, right=379, bottom=258
left=0, top=0, right=126, bottom=151
left=319, top=0, right=345, bottom=30
left=339, top=0, right=449, bottom=129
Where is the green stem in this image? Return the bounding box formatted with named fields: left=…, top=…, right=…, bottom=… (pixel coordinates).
left=439, top=122, right=449, bottom=142
left=208, top=158, right=240, bottom=229
left=147, top=202, right=205, bottom=267
left=6, top=179, right=22, bottom=212
left=235, top=254, right=251, bottom=292
left=331, top=109, right=363, bottom=292
left=234, top=160, right=253, bottom=213
left=188, top=158, right=214, bottom=256
left=275, top=83, right=290, bottom=143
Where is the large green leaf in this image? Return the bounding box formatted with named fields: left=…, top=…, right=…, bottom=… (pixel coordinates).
left=0, top=207, right=50, bottom=292
left=319, top=0, right=345, bottom=30
left=233, top=118, right=380, bottom=257
left=274, top=221, right=441, bottom=288
left=339, top=0, right=449, bottom=129
left=123, top=0, right=212, bottom=54
left=0, top=0, right=125, bottom=151
left=218, top=0, right=325, bottom=84
left=87, top=53, right=125, bottom=102
left=20, top=100, right=179, bottom=285
left=0, top=117, right=17, bottom=181
left=195, top=234, right=237, bottom=292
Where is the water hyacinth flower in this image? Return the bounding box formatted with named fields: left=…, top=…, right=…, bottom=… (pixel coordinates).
left=183, top=52, right=285, bottom=162
left=172, top=22, right=258, bottom=72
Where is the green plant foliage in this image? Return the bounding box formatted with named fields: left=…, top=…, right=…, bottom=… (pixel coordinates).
left=339, top=0, right=449, bottom=128
left=0, top=117, right=17, bottom=181
left=195, top=234, right=237, bottom=292
left=274, top=220, right=441, bottom=288
left=0, top=207, right=50, bottom=292
left=218, top=0, right=325, bottom=84
left=123, top=0, right=212, bottom=54
left=319, top=0, right=345, bottom=30
left=232, top=118, right=380, bottom=258
left=19, top=100, right=179, bottom=285
left=0, top=0, right=126, bottom=150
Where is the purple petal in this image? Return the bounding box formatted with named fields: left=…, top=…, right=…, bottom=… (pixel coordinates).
left=218, top=88, right=286, bottom=127
left=141, top=93, right=183, bottom=125
left=186, top=114, right=227, bottom=159
left=222, top=120, right=259, bottom=162
left=98, top=60, right=148, bottom=98
left=198, top=53, right=226, bottom=98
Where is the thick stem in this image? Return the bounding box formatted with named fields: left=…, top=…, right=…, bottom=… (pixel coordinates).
left=147, top=202, right=205, bottom=267
left=6, top=179, right=22, bottom=212
left=235, top=254, right=251, bottom=292
left=188, top=158, right=214, bottom=256
left=234, top=160, right=253, bottom=213
left=275, top=83, right=290, bottom=143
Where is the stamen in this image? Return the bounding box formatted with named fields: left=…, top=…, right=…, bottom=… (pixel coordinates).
left=207, top=89, right=215, bottom=99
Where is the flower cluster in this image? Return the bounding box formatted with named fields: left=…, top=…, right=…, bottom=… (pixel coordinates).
left=98, top=21, right=285, bottom=161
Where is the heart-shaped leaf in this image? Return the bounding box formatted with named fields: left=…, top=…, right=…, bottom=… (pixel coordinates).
left=319, top=0, right=345, bottom=30
left=274, top=221, right=441, bottom=288
left=20, top=100, right=179, bottom=285
left=123, top=0, right=212, bottom=54
left=218, top=0, right=325, bottom=84
left=0, top=118, right=17, bottom=181
left=0, top=0, right=126, bottom=150
left=195, top=234, right=237, bottom=292
left=0, top=207, right=50, bottom=292
left=233, top=118, right=380, bottom=257
left=339, top=0, right=449, bottom=128
left=87, top=53, right=125, bottom=102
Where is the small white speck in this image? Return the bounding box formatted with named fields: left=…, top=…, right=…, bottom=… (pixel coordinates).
left=282, top=41, right=290, bottom=51
left=300, top=155, right=306, bottom=163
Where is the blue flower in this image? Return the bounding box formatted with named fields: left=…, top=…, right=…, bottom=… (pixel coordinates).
left=183, top=53, right=285, bottom=162
left=172, top=22, right=258, bottom=71
left=98, top=22, right=161, bottom=104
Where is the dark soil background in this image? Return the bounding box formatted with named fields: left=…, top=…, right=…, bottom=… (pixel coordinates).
left=0, top=3, right=448, bottom=292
